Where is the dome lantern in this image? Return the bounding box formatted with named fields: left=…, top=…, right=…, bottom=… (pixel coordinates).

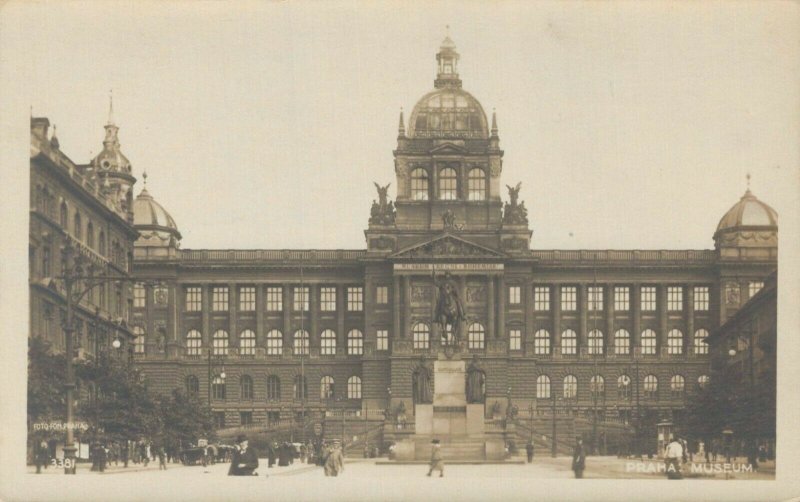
left=435, top=27, right=461, bottom=90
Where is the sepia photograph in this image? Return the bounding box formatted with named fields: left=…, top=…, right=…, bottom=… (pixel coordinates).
left=1, top=1, right=799, bottom=501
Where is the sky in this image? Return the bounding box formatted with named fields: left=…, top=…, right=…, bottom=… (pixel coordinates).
left=2, top=1, right=798, bottom=250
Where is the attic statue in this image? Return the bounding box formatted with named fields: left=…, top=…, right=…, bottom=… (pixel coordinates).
left=369, top=182, right=396, bottom=225
left=502, top=182, right=528, bottom=225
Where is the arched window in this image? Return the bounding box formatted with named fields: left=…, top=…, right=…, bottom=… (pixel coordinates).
left=536, top=375, right=551, bottom=399
left=320, top=375, right=335, bottom=399
left=293, top=330, right=309, bottom=356
left=467, top=323, right=485, bottom=350
left=588, top=329, right=604, bottom=355
left=60, top=201, right=68, bottom=228
left=239, top=329, right=256, bottom=356
left=86, top=222, right=94, bottom=249
left=212, top=329, right=229, bottom=356
left=266, top=329, right=283, bottom=356
left=212, top=375, right=226, bottom=400
left=267, top=375, right=281, bottom=400
left=411, top=168, right=429, bottom=201
left=320, top=329, right=337, bottom=356
left=186, top=375, right=199, bottom=396
left=534, top=329, right=551, bottom=355
left=186, top=330, right=202, bottom=356
left=617, top=375, right=631, bottom=399
left=74, top=212, right=82, bottom=240
left=561, top=329, right=577, bottom=355
left=614, top=329, right=631, bottom=355
left=438, top=167, right=458, bottom=200
left=698, top=375, right=710, bottom=390
left=590, top=375, right=605, bottom=396
left=347, top=329, right=364, bottom=355
left=98, top=230, right=106, bottom=256
left=670, top=375, right=685, bottom=398
left=347, top=376, right=362, bottom=399
left=240, top=375, right=254, bottom=400
left=133, top=326, right=145, bottom=354
left=667, top=329, right=684, bottom=355
left=693, top=329, right=709, bottom=355
left=412, top=322, right=430, bottom=350
left=644, top=375, right=658, bottom=398
left=641, top=329, right=657, bottom=355
left=467, top=168, right=486, bottom=201
left=293, top=375, right=308, bottom=400
left=563, top=375, right=577, bottom=399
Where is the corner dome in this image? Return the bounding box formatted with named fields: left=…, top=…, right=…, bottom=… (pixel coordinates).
left=133, top=187, right=182, bottom=246
left=716, top=190, right=778, bottom=233
left=407, top=88, right=489, bottom=139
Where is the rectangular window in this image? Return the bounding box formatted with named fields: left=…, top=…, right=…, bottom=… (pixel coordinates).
left=693, top=286, right=709, bottom=311
left=588, top=286, right=603, bottom=311
left=561, top=286, right=577, bottom=311
left=320, top=287, right=337, bottom=312
left=133, top=283, right=146, bottom=308
left=293, top=286, right=309, bottom=311
left=185, top=287, right=202, bottom=312
left=267, top=411, right=281, bottom=426
left=240, top=411, right=253, bottom=426
left=213, top=412, right=226, bottom=429
left=376, top=286, right=389, bottom=304
left=266, top=287, right=283, bottom=311
left=667, top=286, right=683, bottom=311
left=212, top=286, right=229, bottom=311
left=508, top=286, right=521, bottom=305
left=533, top=287, right=550, bottom=311
left=42, top=247, right=51, bottom=277
left=749, top=281, right=764, bottom=298
left=641, top=286, right=657, bottom=312
left=509, top=329, right=521, bottom=351
left=614, top=286, right=630, bottom=311
left=239, top=286, right=256, bottom=311
left=347, top=287, right=364, bottom=311
left=376, top=329, right=389, bottom=351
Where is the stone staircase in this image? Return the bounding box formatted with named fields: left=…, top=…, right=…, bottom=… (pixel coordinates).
left=412, top=435, right=491, bottom=461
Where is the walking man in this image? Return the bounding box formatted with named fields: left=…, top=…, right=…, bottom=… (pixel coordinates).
left=228, top=435, right=259, bottom=476
left=427, top=439, right=444, bottom=478
left=572, top=437, right=586, bottom=479
left=665, top=437, right=684, bottom=480
left=526, top=440, right=534, bottom=463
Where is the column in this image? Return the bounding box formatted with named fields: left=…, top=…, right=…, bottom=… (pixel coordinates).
left=487, top=276, right=496, bottom=339
left=685, top=286, right=694, bottom=355
left=145, top=284, right=154, bottom=354
left=402, top=276, right=411, bottom=339
left=337, top=284, right=346, bottom=350
left=393, top=276, right=401, bottom=339
left=170, top=281, right=178, bottom=346
left=229, top=282, right=237, bottom=349
left=310, top=284, right=318, bottom=350
left=201, top=284, right=211, bottom=349
left=283, top=284, right=292, bottom=349
left=497, top=275, right=506, bottom=340
left=658, top=285, right=668, bottom=353
left=256, top=284, right=265, bottom=348
left=552, top=284, right=561, bottom=349
left=578, top=283, right=588, bottom=351
left=605, top=284, right=614, bottom=351
left=458, top=275, right=467, bottom=340
left=632, top=284, right=641, bottom=350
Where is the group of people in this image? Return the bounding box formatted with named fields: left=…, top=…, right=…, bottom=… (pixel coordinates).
left=227, top=435, right=347, bottom=477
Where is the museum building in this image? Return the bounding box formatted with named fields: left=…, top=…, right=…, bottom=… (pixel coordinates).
left=127, top=36, right=778, bottom=440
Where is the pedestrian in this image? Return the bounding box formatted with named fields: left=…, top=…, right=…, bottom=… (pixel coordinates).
left=121, top=442, right=129, bottom=467
left=228, top=435, right=259, bottom=476
left=35, top=440, right=49, bottom=474
left=267, top=442, right=276, bottom=468
left=427, top=439, right=444, bottom=478
left=572, top=437, right=586, bottom=479
left=323, top=444, right=335, bottom=476
left=664, top=437, right=683, bottom=480
left=278, top=442, right=290, bottom=467
left=158, top=445, right=167, bottom=470
left=526, top=440, right=534, bottom=463
left=98, top=443, right=107, bottom=473
left=300, top=443, right=307, bottom=463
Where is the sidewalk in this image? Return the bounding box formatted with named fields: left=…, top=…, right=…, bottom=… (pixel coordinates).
left=27, top=460, right=185, bottom=475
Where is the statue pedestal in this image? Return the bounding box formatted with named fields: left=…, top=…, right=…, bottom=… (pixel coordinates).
left=413, top=359, right=484, bottom=437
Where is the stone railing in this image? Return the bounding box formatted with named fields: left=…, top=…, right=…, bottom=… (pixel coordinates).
left=530, top=249, right=716, bottom=263
left=180, top=249, right=366, bottom=262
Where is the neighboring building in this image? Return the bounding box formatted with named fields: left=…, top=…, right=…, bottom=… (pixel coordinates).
left=130, top=36, right=777, bottom=443
left=29, top=109, right=138, bottom=359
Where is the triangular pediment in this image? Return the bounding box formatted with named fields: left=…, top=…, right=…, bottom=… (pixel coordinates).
left=430, top=142, right=468, bottom=155
left=391, top=233, right=507, bottom=259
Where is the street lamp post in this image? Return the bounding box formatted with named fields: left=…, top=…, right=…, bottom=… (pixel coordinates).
left=57, top=240, right=135, bottom=474
left=551, top=393, right=560, bottom=457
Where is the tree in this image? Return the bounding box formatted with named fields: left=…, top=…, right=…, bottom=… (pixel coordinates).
left=155, top=388, right=214, bottom=450
left=27, top=337, right=66, bottom=441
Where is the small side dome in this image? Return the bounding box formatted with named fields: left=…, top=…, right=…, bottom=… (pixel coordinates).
left=133, top=188, right=182, bottom=247
left=716, top=190, right=778, bottom=233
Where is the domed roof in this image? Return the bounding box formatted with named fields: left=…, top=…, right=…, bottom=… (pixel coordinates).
left=133, top=187, right=182, bottom=246
left=716, top=190, right=778, bottom=233
left=92, top=97, right=132, bottom=174
left=407, top=88, right=489, bottom=139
